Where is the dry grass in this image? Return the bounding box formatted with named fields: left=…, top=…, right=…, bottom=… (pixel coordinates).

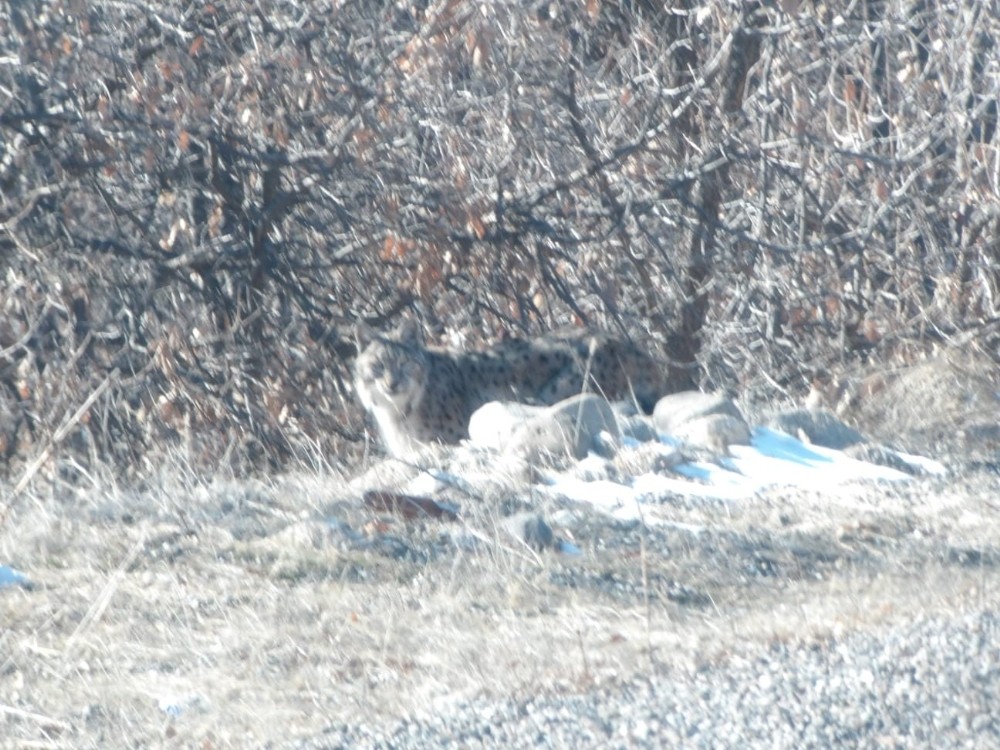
left=2, top=441, right=999, bottom=748
left=813, top=342, right=1000, bottom=461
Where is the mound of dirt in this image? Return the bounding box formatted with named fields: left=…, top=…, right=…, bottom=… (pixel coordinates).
left=821, top=344, right=1000, bottom=463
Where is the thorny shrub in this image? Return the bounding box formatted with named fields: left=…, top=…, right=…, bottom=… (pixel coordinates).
left=0, top=0, right=998, bottom=480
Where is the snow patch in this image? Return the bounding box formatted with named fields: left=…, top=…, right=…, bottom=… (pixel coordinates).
left=0, top=565, right=29, bottom=589
left=539, top=426, right=933, bottom=525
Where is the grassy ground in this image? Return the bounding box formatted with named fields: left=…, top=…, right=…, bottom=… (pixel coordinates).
left=2, top=347, right=999, bottom=747
left=2, top=441, right=999, bottom=748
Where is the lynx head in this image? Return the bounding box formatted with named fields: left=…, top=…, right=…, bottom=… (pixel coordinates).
left=353, top=319, right=430, bottom=420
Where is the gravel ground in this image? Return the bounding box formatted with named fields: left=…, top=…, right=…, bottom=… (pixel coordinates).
left=308, top=609, right=999, bottom=750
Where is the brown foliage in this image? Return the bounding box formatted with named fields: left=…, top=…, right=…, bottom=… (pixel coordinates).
left=1, top=0, right=998, bottom=478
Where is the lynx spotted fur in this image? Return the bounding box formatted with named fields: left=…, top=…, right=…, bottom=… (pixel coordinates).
left=354, top=321, right=668, bottom=456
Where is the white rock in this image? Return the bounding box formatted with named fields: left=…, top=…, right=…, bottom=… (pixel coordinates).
left=505, top=394, right=620, bottom=462
left=468, top=400, right=545, bottom=451
left=672, top=413, right=751, bottom=451
left=653, top=391, right=749, bottom=450
left=768, top=408, right=865, bottom=449
left=653, top=391, right=746, bottom=434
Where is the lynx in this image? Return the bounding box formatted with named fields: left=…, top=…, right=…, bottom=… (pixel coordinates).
left=354, top=321, right=670, bottom=457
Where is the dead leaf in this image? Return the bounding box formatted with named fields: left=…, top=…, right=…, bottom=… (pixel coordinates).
left=381, top=234, right=410, bottom=261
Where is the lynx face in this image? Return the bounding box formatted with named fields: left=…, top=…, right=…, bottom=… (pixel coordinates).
left=354, top=338, right=429, bottom=418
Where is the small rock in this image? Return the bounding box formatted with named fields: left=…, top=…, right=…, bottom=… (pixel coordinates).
left=500, top=512, right=555, bottom=550
left=653, top=391, right=746, bottom=435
